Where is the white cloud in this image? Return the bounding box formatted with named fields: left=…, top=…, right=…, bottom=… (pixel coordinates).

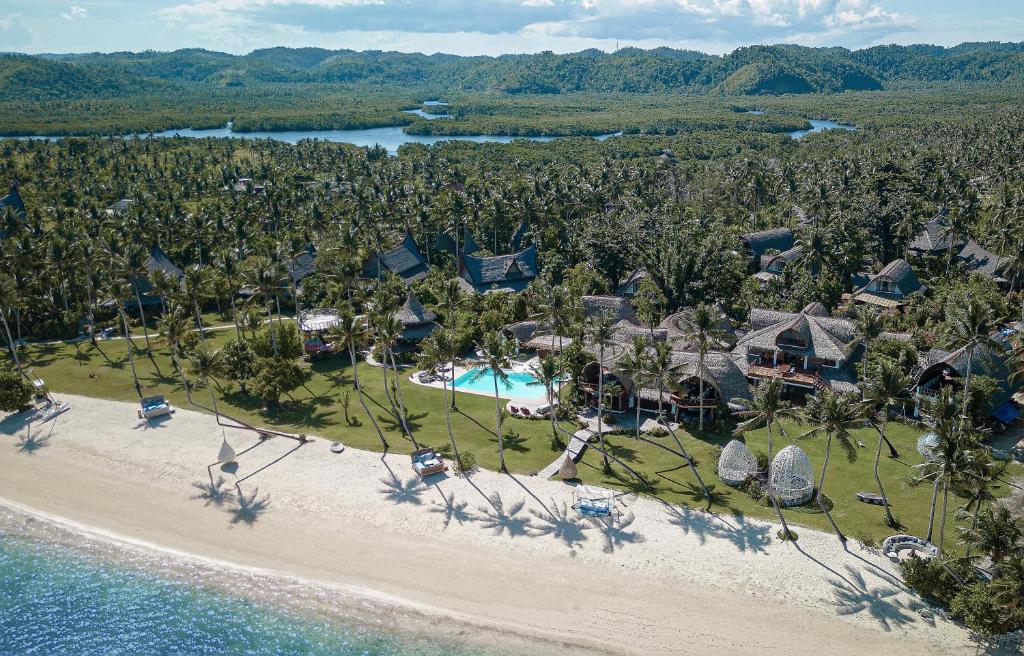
left=0, top=12, right=33, bottom=46
left=61, top=5, right=88, bottom=21
left=153, top=0, right=911, bottom=54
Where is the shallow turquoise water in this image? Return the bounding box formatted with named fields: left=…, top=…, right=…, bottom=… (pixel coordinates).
left=0, top=527, right=500, bottom=656
left=453, top=368, right=548, bottom=401
left=788, top=119, right=857, bottom=140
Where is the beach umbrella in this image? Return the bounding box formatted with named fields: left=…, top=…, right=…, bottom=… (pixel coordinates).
left=559, top=453, right=577, bottom=480
left=217, top=438, right=236, bottom=464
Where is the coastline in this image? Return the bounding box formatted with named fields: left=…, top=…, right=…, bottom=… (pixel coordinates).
left=0, top=395, right=988, bottom=655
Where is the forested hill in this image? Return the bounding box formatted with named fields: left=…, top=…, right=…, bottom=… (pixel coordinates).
left=6, top=42, right=1024, bottom=100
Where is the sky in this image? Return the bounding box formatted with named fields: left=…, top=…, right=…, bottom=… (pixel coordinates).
left=1, top=0, right=1022, bottom=57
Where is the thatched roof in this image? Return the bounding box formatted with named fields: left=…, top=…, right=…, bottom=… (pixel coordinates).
left=855, top=259, right=924, bottom=297
left=287, top=245, right=316, bottom=282
left=738, top=308, right=857, bottom=363
left=740, top=227, right=794, bottom=260
left=145, top=246, right=184, bottom=280
left=760, top=246, right=802, bottom=272
left=393, top=290, right=437, bottom=327
left=908, top=212, right=958, bottom=254
left=361, top=231, right=429, bottom=283
left=0, top=184, right=25, bottom=216
left=958, top=240, right=1008, bottom=281
left=461, top=244, right=538, bottom=293
left=659, top=307, right=737, bottom=349
left=503, top=320, right=538, bottom=343
left=669, top=351, right=752, bottom=402
left=582, top=295, right=637, bottom=323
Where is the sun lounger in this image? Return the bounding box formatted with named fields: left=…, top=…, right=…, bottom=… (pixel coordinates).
left=856, top=492, right=886, bottom=505
left=508, top=405, right=519, bottom=414
left=138, top=394, right=173, bottom=420
left=521, top=407, right=532, bottom=418
left=410, top=447, right=446, bottom=478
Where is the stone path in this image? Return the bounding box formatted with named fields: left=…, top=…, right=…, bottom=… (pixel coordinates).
left=536, top=428, right=595, bottom=479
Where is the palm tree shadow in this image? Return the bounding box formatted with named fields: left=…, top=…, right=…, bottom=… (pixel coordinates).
left=830, top=565, right=934, bottom=631
left=587, top=510, right=645, bottom=554
left=228, top=486, right=271, bottom=526
left=378, top=472, right=428, bottom=506
left=456, top=409, right=501, bottom=439
left=16, top=431, right=49, bottom=454
left=191, top=476, right=234, bottom=507
left=661, top=503, right=770, bottom=553
left=469, top=492, right=532, bottom=538
left=429, top=486, right=473, bottom=528
left=527, top=499, right=592, bottom=550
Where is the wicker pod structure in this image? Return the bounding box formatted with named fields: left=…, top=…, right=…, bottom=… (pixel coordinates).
left=718, top=440, right=757, bottom=487
left=769, top=445, right=814, bottom=507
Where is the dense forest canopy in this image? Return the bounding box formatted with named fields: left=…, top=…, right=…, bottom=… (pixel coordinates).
left=7, top=41, right=1024, bottom=101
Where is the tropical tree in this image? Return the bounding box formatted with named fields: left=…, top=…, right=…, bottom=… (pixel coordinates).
left=158, top=304, right=191, bottom=371
left=799, top=390, right=862, bottom=542
left=588, top=312, right=615, bottom=472
left=528, top=354, right=563, bottom=446
left=681, top=304, right=726, bottom=432
left=733, top=377, right=791, bottom=467
left=616, top=335, right=649, bottom=439
left=950, top=296, right=1001, bottom=427
left=863, top=359, right=911, bottom=528
left=472, top=331, right=515, bottom=474
left=418, top=329, right=463, bottom=468
left=247, top=257, right=282, bottom=357
left=329, top=305, right=389, bottom=451
left=436, top=278, right=466, bottom=409
left=958, top=503, right=1024, bottom=570
left=182, top=264, right=209, bottom=342
left=108, top=280, right=143, bottom=401
left=124, top=243, right=155, bottom=354
left=854, top=306, right=883, bottom=397
left=373, top=311, right=416, bottom=447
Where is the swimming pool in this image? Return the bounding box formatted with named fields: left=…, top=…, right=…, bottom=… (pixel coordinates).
left=452, top=368, right=549, bottom=401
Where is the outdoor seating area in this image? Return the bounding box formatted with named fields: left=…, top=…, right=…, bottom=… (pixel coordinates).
left=717, top=440, right=758, bottom=487
left=410, top=447, right=446, bottom=478
left=573, top=484, right=615, bottom=518
left=768, top=445, right=815, bottom=507
left=138, top=395, right=173, bottom=420
left=882, top=535, right=939, bottom=562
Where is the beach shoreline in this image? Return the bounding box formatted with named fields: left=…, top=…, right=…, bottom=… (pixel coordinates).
left=0, top=395, right=990, bottom=655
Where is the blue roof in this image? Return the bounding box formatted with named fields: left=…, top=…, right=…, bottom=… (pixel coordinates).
left=993, top=401, right=1019, bottom=424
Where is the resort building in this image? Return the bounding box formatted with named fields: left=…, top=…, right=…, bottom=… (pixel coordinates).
left=911, top=331, right=1022, bottom=424
left=957, top=240, right=1013, bottom=288
left=660, top=304, right=737, bottom=350
left=739, top=227, right=795, bottom=263
left=732, top=303, right=861, bottom=397
left=360, top=231, right=430, bottom=284
left=392, top=290, right=438, bottom=350
left=907, top=212, right=960, bottom=258
left=459, top=244, right=538, bottom=294
left=582, top=295, right=637, bottom=323
left=752, top=246, right=803, bottom=284
left=124, top=246, right=185, bottom=309
left=0, top=183, right=25, bottom=216
left=615, top=268, right=649, bottom=297
left=850, top=259, right=925, bottom=309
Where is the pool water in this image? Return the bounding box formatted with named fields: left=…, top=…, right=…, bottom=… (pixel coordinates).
left=453, top=368, right=549, bottom=401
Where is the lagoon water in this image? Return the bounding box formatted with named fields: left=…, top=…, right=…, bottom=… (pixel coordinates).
left=788, top=119, right=857, bottom=140
left=0, top=520, right=508, bottom=656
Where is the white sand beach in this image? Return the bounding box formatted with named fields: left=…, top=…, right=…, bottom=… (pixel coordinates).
left=0, top=395, right=989, bottom=655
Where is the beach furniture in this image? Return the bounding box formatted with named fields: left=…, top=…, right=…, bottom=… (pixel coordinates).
left=521, top=407, right=532, bottom=418
left=138, top=394, right=173, bottom=419
left=573, top=485, right=614, bottom=518
left=411, top=447, right=446, bottom=478
left=855, top=491, right=886, bottom=505
left=508, top=405, right=520, bottom=415
left=718, top=439, right=757, bottom=487
left=330, top=441, right=346, bottom=454
left=37, top=400, right=70, bottom=423
left=881, top=535, right=938, bottom=562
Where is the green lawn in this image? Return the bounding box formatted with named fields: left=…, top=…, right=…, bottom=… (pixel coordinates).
left=19, top=332, right=1016, bottom=551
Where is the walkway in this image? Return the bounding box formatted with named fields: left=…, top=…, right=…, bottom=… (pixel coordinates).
left=536, top=428, right=595, bottom=479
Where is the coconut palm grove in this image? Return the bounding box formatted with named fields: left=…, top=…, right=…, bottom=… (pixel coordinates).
left=2, top=38, right=1024, bottom=647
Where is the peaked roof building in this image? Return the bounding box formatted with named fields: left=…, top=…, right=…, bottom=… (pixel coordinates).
left=957, top=240, right=1011, bottom=285
left=851, top=259, right=925, bottom=309
left=460, top=244, right=538, bottom=294
left=739, top=227, right=795, bottom=262
left=0, top=185, right=25, bottom=216
left=908, top=213, right=960, bottom=257
left=393, top=290, right=438, bottom=346
left=361, top=231, right=430, bottom=284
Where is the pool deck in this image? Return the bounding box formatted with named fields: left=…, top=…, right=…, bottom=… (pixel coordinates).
left=408, top=357, right=550, bottom=403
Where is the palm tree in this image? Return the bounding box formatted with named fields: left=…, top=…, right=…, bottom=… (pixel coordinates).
left=158, top=304, right=191, bottom=372
left=182, top=264, right=209, bottom=342
left=863, top=360, right=910, bottom=528
left=799, top=390, right=862, bottom=543
left=472, top=331, right=515, bottom=474
left=733, top=377, right=791, bottom=467
left=854, top=306, right=883, bottom=397
left=588, top=313, right=615, bottom=472
left=528, top=354, right=563, bottom=446
left=418, top=329, right=462, bottom=468
left=958, top=503, right=1024, bottom=570
left=917, top=388, right=979, bottom=553
left=329, top=305, right=389, bottom=452
left=109, top=280, right=143, bottom=401
left=124, top=243, right=155, bottom=354
left=533, top=284, right=569, bottom=360
left=951, top=296, right=1001, bottom=428
left=681, top=304, right=726, bottom=432
left=189, top=342, right=225, bottom=419
left=616, top=335, right=649, bottom=439
left=374, top=312, right=416, bottom=447
left=0, top=273, right=29, bottom=383
left=436, top=279, right=466, bottom=409
left=647, top=341, right=674, bottom=421
left=958, top=455, right=1010, bottom=560
left=248, top=257, right=281, bottom=356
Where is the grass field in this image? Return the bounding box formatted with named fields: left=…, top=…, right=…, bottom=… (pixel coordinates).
left=18, top=328, right=1018, bottom=552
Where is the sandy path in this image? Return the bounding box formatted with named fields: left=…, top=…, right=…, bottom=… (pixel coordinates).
left=0, top=395, right=979, bottom=655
